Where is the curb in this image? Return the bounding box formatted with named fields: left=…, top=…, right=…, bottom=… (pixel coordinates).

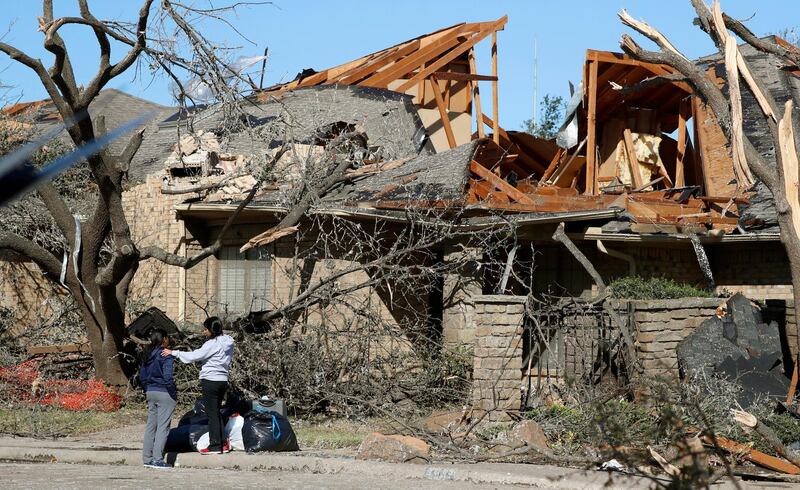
left=0, top=444, right=639, bottom=488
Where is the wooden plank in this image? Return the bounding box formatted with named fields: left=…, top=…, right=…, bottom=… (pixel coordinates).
left=470, top=160, right=534, bottom=205
left=28, top=343, right=91, bottom=355
left=702, top=434, right=800, bottom=475
left=430, top=75, right=457, bottom=149
left=676, top=97, right=689, bottom=187
left=491, top=30, right=499, bottom=145
left=788, top=355, right=799, bottom=406
left=585, top=60, right=598, bottom=195
left=480, top=114, right=547, bottom=174
left=541, top=148, right=565, bottom=182
left=431, top=71, right=497, bottom=81
left=336, top=41, right=421, bottom=85
left=468, top=49, right=485, bottom=139
left=396, top=16, right=508, bottom=92
left=362, top=25, right=474, bottom=88
left=622, top=128, right=644, bottom=189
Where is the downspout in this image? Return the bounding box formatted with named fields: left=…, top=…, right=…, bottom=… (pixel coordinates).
left=596, top=239, right=636, bottom=276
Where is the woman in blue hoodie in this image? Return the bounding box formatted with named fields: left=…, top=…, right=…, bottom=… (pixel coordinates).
left=139, top=328, right=177, bottom=469
left=163, top=317, right=234, bottom=455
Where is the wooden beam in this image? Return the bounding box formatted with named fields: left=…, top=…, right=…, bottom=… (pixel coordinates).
left=469, top=49, right=485, bottom=139
left=675, top=97, right=689, bottom=187
left=361, top=25, right=474, bottom=88
left=396, top=16, right=508, bottom=92
left=480, top=114, right=547, bottom=174
left=470, top=160, right=534, bottom=204
left=430, top=75, right=457, bottom=149
left=541, top=148, right=566, bottom=182
left=701, top=434, right=800, bottom=475
left=336, top=41, right=421, bottom=85
left=431, top=71, right=497, bottom=82
left=691, top=97, right=707, bottom=194
left=622, top=128, right=645, bottom=189
left=585, top=60, right=599, bottom=194
left=491, top=30, right=499, bottom=145
left=787, top=354, right=799, bottom=406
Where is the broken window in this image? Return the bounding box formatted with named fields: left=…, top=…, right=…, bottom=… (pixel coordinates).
left=217, top=245, right=273, bottom=314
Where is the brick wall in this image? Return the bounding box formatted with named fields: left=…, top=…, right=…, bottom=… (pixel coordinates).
left=442, top=246, right=482, bottom=348
left=472, top=295, right=525, bottom=421
left=123, top=174, right=188, bottom=322
left=622, top=298, right=722, bottom=379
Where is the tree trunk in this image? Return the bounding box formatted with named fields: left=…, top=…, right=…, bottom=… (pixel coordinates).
left=76, top=293, right=128, bottom=388
left=779, top=219, right=800, bottom=358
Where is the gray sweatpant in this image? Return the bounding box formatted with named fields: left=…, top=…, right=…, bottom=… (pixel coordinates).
left=142, top=391, right=177, bottom=464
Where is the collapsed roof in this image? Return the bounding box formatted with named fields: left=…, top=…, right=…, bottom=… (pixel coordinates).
left=154, top=19, right=800, bottom=238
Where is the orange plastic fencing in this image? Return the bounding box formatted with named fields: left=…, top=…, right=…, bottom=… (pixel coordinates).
left=0, top=359, right=121, bottom=412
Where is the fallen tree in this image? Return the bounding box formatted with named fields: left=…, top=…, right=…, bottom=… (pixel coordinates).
left=618, top=0, right=800, bottom=355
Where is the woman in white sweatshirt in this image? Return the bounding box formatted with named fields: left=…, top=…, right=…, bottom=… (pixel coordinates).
left=163, top=316, right=234, bottom=454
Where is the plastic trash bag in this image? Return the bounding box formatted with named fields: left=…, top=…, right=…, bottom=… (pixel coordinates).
left=195, top=414, right=246, bottom=451
left=165, top=423, right=208, bottom=453
left=242, top=411, right=299, bottom=452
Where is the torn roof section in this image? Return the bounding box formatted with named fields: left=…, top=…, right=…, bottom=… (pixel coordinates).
left=153, top=19, right=799, bottom=239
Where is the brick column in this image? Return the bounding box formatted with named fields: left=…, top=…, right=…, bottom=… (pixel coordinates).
left=441, top=246, right=482, bottom=348
left=471, top=295, right=526, bottom=421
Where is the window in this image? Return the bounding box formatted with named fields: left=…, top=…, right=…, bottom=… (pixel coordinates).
left=217, top=246, right=272, bottom=314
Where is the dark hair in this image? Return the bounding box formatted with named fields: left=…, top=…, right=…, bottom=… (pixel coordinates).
left=204, top=316, right=223, bottom=337
left=144, top=328, right=168, bottom=359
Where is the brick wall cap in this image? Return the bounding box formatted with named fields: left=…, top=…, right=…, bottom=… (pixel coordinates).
left=609, top=297, right=723, bottom=310
left=475, top=295, right=528, bottom=305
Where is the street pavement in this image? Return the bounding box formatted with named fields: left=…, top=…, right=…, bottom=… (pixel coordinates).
left=0, top=462, right=496, bottom=490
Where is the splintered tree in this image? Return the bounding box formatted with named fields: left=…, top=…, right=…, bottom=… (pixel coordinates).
left=618, top=0, right=800, bottom=353
left=0, top=1, right=269, bottom=387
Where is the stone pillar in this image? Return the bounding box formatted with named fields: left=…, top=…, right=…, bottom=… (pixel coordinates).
left=442, top=246, right=482, bottom=348
left=471, top=295, right=526, bottom=421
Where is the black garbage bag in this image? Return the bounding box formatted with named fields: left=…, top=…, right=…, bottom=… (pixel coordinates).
left=178, top=399, right=209, bottom=427
left=242, top=411, right=299, bottom=452
left=164, top=423, right=208, bottom=453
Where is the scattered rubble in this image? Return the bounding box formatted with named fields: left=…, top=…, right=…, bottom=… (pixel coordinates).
left=356, top=433, right=430, bottom=464
left=677, top=293, right=788, bottom=406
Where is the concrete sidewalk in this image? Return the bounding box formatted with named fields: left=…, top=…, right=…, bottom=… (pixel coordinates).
left=0, top=433, right=682, bottom=489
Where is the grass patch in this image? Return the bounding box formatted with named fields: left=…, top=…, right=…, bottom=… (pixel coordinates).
left=609, top=276, right=713, bottom=300
left=0, top=405, right=147, bottom=439
left=293, top=417, right=379, bottom=449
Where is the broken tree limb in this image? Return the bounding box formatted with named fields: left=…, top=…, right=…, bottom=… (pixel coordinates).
left=552, top=222, right=606, bottom=295
left=241, top=131, right=366, bottom=252
left=141, top=145, right=289, bottom=267
left=648, top=445, right=681, bottom=477
left=778, top=100, right=800, bottom=240
left=619, top=9, right=689, bottom=62
left=551, top=222, right=643, bottom=374
left=732, top=409, right=800, bottom=470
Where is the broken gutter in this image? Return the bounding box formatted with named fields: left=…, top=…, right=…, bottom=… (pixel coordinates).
left=573, top=227, right=781, bottom=243
left=175, top=203, right=622, bottom=231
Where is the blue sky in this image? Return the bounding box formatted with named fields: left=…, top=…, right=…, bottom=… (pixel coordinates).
left=0, top=1, right=796, bottom=130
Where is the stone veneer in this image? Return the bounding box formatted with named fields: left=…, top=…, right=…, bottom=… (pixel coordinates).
left=471, top=295, right=526, bottom=421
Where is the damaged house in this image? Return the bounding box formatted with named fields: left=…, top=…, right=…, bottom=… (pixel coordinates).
left=3, top=18, right=800, bottom=415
